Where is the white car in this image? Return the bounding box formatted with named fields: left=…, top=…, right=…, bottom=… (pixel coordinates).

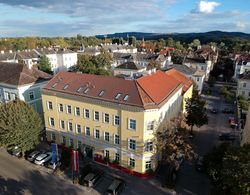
left=27, top=150, right=43, bottom=162
left=34, top=152, right=52, bottom=165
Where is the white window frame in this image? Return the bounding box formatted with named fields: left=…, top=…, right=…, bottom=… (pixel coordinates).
left=94, top=111, right=99, bottom=121
left=75, top=107, right=80, bottom=116
left=60, top=120, right=65, bottom=129
left=29, top=91, right=35, bottom=100
left=49, top=117, right=55, bottom=127
left=58, top=103, right=63, bottom=112
left=94, top=129, right=100, bottom=139
left=145, top=161, right=152, bottom=170
left=51, top=132, right=56, bottom=141
left=114, top=115, right=120, bottom=126
left=104, top=132, right=109, bottom=142
left=66, top=105, right=72, bottom=114
left=147, top=121, right=154, bottom=131
left=47, top=101, right=53, bottom=110
left=128, top=119, right=136, bottom=130
left=128, top=139, right=136, bottom=151
left=145, top=141, right=153, bottom=152
left=115, top=153, right=120, bottom=161
left=129, top=158, right=135, bottom=167
left=103, top=113, right=110, bottom=123
left=76, top=124, right=81, bottom=134
left=83, top=109, right=90, bottom=119
left=114, top=134, right=120, bottom=145
left=85, top=126, right=90, bottom=136
left=68, top=122, right=73, bottom=131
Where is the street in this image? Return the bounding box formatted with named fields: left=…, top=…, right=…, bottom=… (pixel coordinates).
left=175, top=84, right=236, bottom=195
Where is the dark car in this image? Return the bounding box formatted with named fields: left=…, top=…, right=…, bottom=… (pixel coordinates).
left=211, top=108, right=218, bottom=114
left=222, top=108, right=234, bottom=114
left=195, top=156, right=204, bottom=172
left=219, top=132, right=235, bottom=141
left=8, top=146, right=22, bottom=158
left=83, top=170, right=104, bottom=187
left=107, top=179, right=126, bottom=195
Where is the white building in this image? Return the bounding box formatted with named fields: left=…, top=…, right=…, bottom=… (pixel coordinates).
left=237, top=71, right=250, bottom=99
left=233, top=54, right=250, bottom=80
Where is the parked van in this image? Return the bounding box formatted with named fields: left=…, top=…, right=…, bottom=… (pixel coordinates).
left=106, top=179, right=126, bottom=195
left=83, top=170, right=104, bottom=187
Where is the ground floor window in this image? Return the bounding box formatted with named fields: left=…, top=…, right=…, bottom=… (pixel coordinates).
left=129, top=158, right=135, bottom=167
left=104, top=150, right=109, bottom=159
left=69, top=138, right=74, bottom=148
left=51, top=133, right=56, bottom=141
left=145, top=161, right=152, bottom=170
left=78, top=140, right=82, bottom=149
left=115, top=153, right=120, bottom=162
left=62, top=136, right=66, bottom=145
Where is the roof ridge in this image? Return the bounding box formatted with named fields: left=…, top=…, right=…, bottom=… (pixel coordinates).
left=135, top=79, right=155, bottom=105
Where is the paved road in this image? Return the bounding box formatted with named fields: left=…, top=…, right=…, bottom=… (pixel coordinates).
left=0, top=148, right=96, bottom=195
left=175, top=85, right=236, bottom=195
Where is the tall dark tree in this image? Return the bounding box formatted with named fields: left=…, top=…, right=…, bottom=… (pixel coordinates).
left=185, top=88, right=208, bottom=133
left=0, top=99, right=42, bottom=152
left=128, top=36, right=136, bottom=46
left=38, top=55, right=52, bottom=74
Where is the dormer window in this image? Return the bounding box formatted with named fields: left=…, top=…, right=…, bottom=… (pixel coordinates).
left=63, top=84, right=69, bottom=90
left=84, top=88, right=90, bottom=94
left=99, top=90, right=105, bottom=97
left=124, top=95, right=129, bottom=101
left=52, top=82, right=58, bottom=88
left=76, top=87, right=83, bottom=93
left=115, top=93, right=122, bottom=100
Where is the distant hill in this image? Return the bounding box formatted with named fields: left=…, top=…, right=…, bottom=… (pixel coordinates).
left=96, top=31, right=250, bottom=43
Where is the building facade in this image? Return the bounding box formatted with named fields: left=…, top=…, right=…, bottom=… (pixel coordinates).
left=237, top=71, right=250, bottom=100
left=42, top=71, right=183, bottom=174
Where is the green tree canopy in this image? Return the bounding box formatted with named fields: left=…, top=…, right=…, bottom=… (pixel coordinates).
left=185, top=88, right=208, bottom=133
left=38, top=55, right=52, bottom=74
left=205, top=143, right=250, bottom=194
left=0, top=99, right=42, bottom=152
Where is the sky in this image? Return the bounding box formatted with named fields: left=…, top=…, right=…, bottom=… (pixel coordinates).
left=0, top=0, right=250, bottom=37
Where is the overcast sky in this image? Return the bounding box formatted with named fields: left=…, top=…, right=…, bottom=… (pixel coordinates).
left=0, top=0, right=250, bottom=37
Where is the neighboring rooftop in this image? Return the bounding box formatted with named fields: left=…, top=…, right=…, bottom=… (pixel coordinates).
left=43, top=71, right=183, bottom=109
left=0, top=62, right=52, bottom=86
left=115, top=62, right=145, bottom=70
left=167, top=64, right=196, bottom=75
left=183, top=57, right=206, bottom=64
left=239, top=71, right=250, bottom=80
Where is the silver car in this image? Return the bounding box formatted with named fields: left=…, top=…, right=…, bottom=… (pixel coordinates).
left=34, top=152, right=52, bottom=165
left=27, top=150, right=42, bottom=162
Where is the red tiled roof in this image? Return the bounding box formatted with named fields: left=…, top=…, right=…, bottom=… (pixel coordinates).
left=43, top=71, right=183, bottom=109
left=165, top=68, right=193, bottom=93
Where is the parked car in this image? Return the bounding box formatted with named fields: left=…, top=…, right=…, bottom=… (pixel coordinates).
left=195, top=156, right=204, bottom=172
left=9, top=146, right=22, bottom=158
left=83, top=170, right=104, bottom=187
left=45, top=158, right=61, bottom=169
left=27, top=150, right=44, bottom=162
left=34, top=152, right=52, bottom=165
left=222, top=108, right=234, bottom=114
left=106, top=179, right=126, bottom=195
left=219, top=132, right=235, bottom=141
left=211, top=108, right=218, bottom=114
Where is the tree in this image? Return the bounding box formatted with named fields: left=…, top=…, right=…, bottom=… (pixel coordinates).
left=128, top=36, right=136, bottom=46
left=208, top=76, right=216, bottom=87
left=185, top=88, right=208, bottom=133
left=38, top=55, right=52, bottom=74
left=238, top=95, right=249, bottom=110
left=155, top=116, right=196, bottom=171
left=147, top=60, right=161, bottom=70
left=0, top=99, right=42, bottom=152
left=166, top=38, right=174, bottom=47
left=205, top=144, right=250, bottom=194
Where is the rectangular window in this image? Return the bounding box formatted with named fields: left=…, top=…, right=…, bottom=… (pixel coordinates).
left=114, top=115, right=120, bottom=126
left=104, top=113, right=109, bottom=123
left=47, top=101, right=53, bottom=110
left=129, top=119, right=136, bottom=130
left=95, top=129, right=100, bottom=139
left=243, top=83, right=247, bottom=87
left=145, top=142, right=153, bottom=152
left=145, top=161, right=152, bottom=170
left=68, top=122, right=73, bottom=131
left=78, top=140, right=82, bottom=149
left=76, top=124, right=81, bottom=133
left=242, top=91, right=245, bottom=95
left=197, top=78, right=200, bottom=82
left=59, top=103, right=63, bottom=112
left=114, top=134, right=120, bottom=145
left=67, top=105, right=72, bottom=114
left=105, top=150, right=109, bottom=159
left=147, top=121, right=154, bottom=131
left=115, top=153, right=120, bottom=162
left=129, top=158, right=135, bottom=167
left=85, top=127, right=90, bottom=136
left=29, top=91, right=34, bottom=100
left=60, top=120, right=65, bottom=129
left=69, top=138, right=74, bottom=147
left=51, top=132, right=56, bottom=141
left=84, top=109, right=90, bottom=118
left=49, top=117, right=55, bottom=127
left=128, top=139, right=136, bottom=150
left=104, top=132, right=109, bottom=142
left=62, top=136, right=66, bottom=145
left=5, top=92, right=11, bottom=100
left=75, top=107, right=80, bottom=116
left=94, top=111, right=99, bottom=121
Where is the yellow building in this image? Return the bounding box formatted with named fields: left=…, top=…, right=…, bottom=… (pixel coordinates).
left=42, top=71, right=186, bottom=175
